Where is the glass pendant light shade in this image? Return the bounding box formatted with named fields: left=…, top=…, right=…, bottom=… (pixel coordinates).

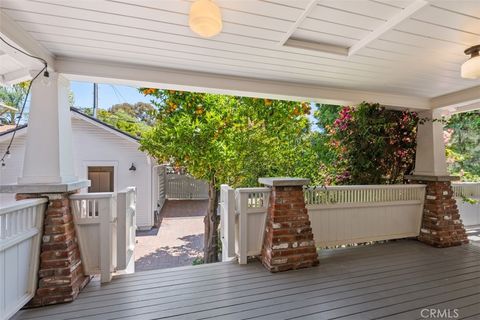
left=189, top=0, right=222, bottom=38
left=461, top=45, right=480, bottom=79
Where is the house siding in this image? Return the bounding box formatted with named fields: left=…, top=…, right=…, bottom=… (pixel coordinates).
left=0, top=115, right=155, bottom=228
left=0, top=134, right=26, bottom=206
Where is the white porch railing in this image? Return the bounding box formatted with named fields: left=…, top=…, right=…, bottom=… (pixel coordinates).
left=452, top=182, right=480, bottom=226
left=165, top=174, right=209, bottom=200
left=220, top=184, right=426, bottom=264
left=116, top=187, right=136, bottom=272
left=305, top=184, right=426, bottom=247
left=452, top=182, right=480, bottom=198
left=219, top=186, right=270, bottom=264
left=71, top=193, right=117, bottom=283
left=0, top=198, right=48, bottom=320
left=219, top=185, right=235, bottom=262
left=71, top=187, right=136, bottom=283
left=234, top=188, right=270, bottom=264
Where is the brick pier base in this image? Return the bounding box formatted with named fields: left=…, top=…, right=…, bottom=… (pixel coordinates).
left=16, top=192, right=90, bottom=307
left=406, top=176, right=469, bottom=247
left=259, top=178, right=319, bottom=272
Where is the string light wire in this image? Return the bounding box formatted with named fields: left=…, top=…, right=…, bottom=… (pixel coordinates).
left=0, top=36, right=48, bottom=71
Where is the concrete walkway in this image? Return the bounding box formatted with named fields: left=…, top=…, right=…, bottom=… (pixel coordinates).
left=134, top=200, right=208, bottom=272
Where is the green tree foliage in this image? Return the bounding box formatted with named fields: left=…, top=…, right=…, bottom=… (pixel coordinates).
left=110, top=102, right=156, bottom=126
left=445, top=110, right=480, bottom=181
left=138, top=88, right=317, bottom=262
left=317, top=102, right=419, bottom=185
left=311, top=104, right=342, bottom=183
left=314, top=104, right=342, bottom=132
left=0, top=82, right=29, bottom=125
left=79, top=102, right=155, bottom=138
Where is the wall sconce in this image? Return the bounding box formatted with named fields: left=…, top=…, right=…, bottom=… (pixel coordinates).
left=129, top=163, right=136, bottom=171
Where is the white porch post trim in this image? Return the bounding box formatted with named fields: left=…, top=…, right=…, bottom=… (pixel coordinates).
left=413, top=110, right=448, bottom=177
left=18, top=72, right=77, bottom=184
left=55, top=57, right=432, bottom=110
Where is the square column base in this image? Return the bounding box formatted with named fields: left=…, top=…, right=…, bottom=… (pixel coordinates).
left=260, top=183, right=319, bottom=272
left=16, top=192, right=91, bottom=307
left=406, top=176, right=469, bottom=248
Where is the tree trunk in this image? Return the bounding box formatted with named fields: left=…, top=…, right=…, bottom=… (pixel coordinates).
left=204, top=181, right=219, bottom=263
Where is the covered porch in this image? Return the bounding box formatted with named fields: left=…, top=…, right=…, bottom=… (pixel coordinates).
left=13, top=240, right=480, bottom=320
left=1, top=0, right=480, bottom=319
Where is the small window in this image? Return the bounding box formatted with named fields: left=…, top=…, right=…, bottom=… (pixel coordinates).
left=88, top=166, right=114, bottom=193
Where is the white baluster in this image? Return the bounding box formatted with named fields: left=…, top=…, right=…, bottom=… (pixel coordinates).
left=0, top=214, right=5, bottom=239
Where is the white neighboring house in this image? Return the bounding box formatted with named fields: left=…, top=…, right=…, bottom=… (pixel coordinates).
left=0, top=108, right=161, bottom=229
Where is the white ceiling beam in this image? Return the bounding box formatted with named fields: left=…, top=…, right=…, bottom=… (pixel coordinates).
left=449, top=102, right=480, bottom=114
left=0, top=68, right=31, bottom=85
left=348, top=0, right=429, bottom=56
left=283, top=38, right=348, bottom=56
left=0, top=10, right=55, bottom=70
left=278, top=0, right=319, bottom=46
left=56, top=57, right=431, bottom=110
left=431, top=85, right=480, bottom=110
left=438, top=101, right=480, bottom=117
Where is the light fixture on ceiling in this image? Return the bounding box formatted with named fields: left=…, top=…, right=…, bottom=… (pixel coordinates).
left=461, top=45, right=480, bottom=79
left=189, top=0, right=222, bottom=38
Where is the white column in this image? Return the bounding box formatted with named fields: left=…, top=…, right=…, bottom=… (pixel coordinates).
left=18, top=72, right=77, bottom=184
left=413, top=110, right=448, bottom=176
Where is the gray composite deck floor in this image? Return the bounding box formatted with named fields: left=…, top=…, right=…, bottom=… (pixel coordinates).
left=14, top=240, right=480, bottom=320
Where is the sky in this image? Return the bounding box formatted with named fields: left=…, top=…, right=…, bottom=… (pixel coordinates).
left=70, top=81, right=151, bottom=109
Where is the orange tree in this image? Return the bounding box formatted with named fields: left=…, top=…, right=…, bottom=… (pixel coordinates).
left=139, top=89, right=320, bottom=262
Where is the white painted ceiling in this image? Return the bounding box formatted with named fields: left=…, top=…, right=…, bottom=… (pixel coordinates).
left=1, top=0, right=479, bottom=98
left=0, top=49, right=23, bottom=75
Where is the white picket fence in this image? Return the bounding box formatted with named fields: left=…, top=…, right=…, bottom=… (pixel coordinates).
left=452, top=182, right=480, bottom=226
left=0, top=198, right=48, bottom=320
left=71, top=187, right=136, bottom=282
left=156, top=166, right=166, bottom=213
left=220, top=184, right=426, bottom=264
left=165, top=174, right=208, bottom=200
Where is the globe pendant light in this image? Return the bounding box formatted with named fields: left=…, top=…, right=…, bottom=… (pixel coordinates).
left=461, top=45, right=480, bottom=79
left=189, top=0, right=222, bottom=38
